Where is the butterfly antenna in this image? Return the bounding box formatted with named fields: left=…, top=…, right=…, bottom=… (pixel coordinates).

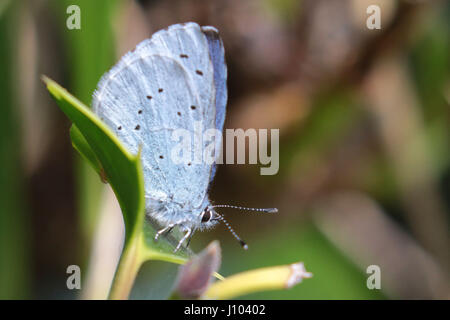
left=215, top=214, right=248, bottom=250
left=211, top=205, right=278, bottom=213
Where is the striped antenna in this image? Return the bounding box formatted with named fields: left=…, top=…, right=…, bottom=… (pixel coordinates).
left=211, top=205, right=278, bottom=213
left=215, top=214, right=248, bottom=250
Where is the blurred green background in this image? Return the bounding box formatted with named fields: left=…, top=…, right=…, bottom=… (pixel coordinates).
left=0, top=0, right=449, bottom=299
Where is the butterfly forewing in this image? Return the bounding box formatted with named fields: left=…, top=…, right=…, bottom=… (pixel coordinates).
left=93, top=23, right=227, bottom=215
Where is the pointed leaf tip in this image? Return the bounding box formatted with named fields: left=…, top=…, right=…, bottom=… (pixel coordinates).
left=174, top=241, right=221, bottom=299
left=40, top=74, right=50, bottom=84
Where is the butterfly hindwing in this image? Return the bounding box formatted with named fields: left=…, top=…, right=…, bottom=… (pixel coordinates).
left=93, top=23, right=227, bottom=214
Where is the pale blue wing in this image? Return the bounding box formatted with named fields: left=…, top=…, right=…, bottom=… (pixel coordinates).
left=201, top=26, right=228, bottom=183
left=92, top=23, right=225, bottom=214
left=201, top=26, right=227, bottom=134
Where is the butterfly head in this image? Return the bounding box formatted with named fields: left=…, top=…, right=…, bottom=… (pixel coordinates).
left=198, top=206, right=220, bottom=230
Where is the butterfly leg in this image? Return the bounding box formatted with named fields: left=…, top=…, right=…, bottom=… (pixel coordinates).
left=154, top=223, right=175, bottom=241
left=174, top=227, right=192, bottom=253
left=185, top=229, right=196, bottom=248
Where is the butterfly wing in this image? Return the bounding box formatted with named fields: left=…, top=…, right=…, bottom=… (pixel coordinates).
left=201, top=26, right=227, bottom=183
left=92, top=23, right=227, bottom=216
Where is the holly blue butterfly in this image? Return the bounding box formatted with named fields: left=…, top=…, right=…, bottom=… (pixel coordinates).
left=93, top=22, right=276, bottom=252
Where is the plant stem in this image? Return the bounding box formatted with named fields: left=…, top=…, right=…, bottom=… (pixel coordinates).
left=203, top=262, right=312, bottom=300
left=108, top=232, right=143, bottom=300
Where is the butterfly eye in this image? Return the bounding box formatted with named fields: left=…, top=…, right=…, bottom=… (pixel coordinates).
left=201, top=210, right=211, bottom=223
